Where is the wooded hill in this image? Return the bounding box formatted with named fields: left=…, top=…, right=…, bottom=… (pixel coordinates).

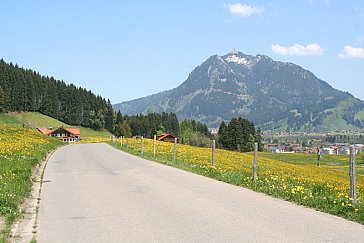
left=0, top=59, right=115, bottom=132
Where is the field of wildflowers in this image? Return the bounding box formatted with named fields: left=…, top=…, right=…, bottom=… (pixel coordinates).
left=0, top=124, right=62, bottom=241
left=110, top=137, right=364, bottom=224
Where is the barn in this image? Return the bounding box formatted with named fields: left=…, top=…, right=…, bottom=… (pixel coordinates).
left=157, top=133, right=177, bottom=143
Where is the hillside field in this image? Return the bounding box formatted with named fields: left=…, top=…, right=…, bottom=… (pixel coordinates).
left=0, top=112, right=111, bottom=138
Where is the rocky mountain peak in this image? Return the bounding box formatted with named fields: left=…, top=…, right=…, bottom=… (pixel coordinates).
left=114, top=51, right=364, bottom=131
left=223, top=52, right=264, bottom=69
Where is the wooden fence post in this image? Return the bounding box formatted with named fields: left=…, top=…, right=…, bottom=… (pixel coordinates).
left=133, top=136, right=136, bottom=150
left=173, top=138, right=177, bottom=161
left=350, top=145, right=357, bottom=204
left=253, top=142, right=258, bottom=183
left=212, top=140, right=216, bottom=166
left=126, top=137, right=128, bottom=148
left=120, top=136, right=123, bottom=146
left=141, top=136, right=144, bottom=155
left=317, top=146, right=321, bottom=167
left=153, top=135, right=156, bottom=156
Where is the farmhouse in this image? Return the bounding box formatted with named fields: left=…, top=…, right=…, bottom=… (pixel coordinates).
left=157, top=133, right=177, bottom=143
left=37, top=126, right=80, bottom=142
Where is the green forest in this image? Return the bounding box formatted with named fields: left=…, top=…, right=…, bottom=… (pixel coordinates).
left=0, top=59, right=115, bottom=132
left=218, top=117, right=263, bottom=152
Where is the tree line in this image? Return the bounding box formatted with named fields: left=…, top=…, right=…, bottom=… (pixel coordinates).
left=180, top=118, right=211, bottom=147
left=325, top=134, right=364, bottom=144
left=113, top=113, right=265, bottom=153
left=114, top=111, right=180, bottom=138
left=218, top=117, right=263, bottom=152
left=113, top=112, right=215, bottom=148
left=0, top=59, right=115, bottom=132
left=113, top=112, right=216, bottom=150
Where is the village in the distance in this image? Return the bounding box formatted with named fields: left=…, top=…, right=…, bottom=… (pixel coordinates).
left=261, top=130, right=364, bottom=156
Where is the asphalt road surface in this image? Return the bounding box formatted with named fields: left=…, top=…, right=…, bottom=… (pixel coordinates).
left=37, top=143, right=364, bottom=242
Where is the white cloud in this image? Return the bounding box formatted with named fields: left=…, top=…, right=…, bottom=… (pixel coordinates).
left=224, top=3, right=264, bottom=18
left=338, top=45, right=364, bottom=59
left=271, top=43, right=325, bottom=56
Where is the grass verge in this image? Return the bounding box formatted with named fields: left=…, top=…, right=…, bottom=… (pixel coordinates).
left=0, top=124, right=63, bottom=243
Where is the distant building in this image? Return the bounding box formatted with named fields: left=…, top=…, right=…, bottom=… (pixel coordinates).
left=322, top=147, right=335, bottom=155
left=37, top=126, right=80, bottom=142
left=157, top=133, right=177, bottom=143
left=337, top=148, right=350, bottom=155
left=264, top=144, right=282, bottom=153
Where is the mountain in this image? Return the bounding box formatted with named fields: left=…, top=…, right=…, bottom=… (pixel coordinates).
left=114, top=51, right=364, bottom=131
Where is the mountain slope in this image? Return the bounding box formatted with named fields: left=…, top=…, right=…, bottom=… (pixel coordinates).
left=114, top=51, right=364, bottom=131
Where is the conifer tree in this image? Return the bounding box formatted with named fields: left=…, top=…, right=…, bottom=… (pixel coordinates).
left=228, top=118, right=243, bottom=151
left=0, top=86, right=5, bottom=112
left=104, top=99, right=115, bottom=132
left=115, top=120, right=132, bottom=137
left=181, top=119, right=193, bottom=144
left=218, top=117, right=262, bottom=152
left=218, top=121, right=228, bottom=148
left=116, top=110, right=123, bottom=124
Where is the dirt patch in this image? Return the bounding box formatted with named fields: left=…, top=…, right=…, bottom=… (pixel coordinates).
left=0, top=216, right=5, bottom=230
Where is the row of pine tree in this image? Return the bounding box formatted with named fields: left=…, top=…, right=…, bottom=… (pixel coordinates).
left=0, top=59, right=115, bottom=132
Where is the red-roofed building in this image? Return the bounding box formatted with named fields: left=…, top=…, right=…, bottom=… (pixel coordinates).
left=37, top=126, right=81, bottom=142
left=157, top=133, right=177, bottom=143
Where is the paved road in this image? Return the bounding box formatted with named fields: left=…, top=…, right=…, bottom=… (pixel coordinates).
left=37, top=143, right=364, bottom=242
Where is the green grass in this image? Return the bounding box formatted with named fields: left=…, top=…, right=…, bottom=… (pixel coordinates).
left=0, top=112, right=111, bottom=138
left=258, top=152, right=364, bottom=175
left=258, top=152, right=350, bottom=166
left=0, top=114, right=19, bottom=126
left=357, top=167, right=364, bottom=175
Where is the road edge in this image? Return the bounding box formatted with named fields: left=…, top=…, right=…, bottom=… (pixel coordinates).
left=9, top=145, right=65, bottom=243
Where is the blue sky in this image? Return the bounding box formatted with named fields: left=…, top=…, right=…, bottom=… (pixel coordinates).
left=1, top=1, right=364, bottom=103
